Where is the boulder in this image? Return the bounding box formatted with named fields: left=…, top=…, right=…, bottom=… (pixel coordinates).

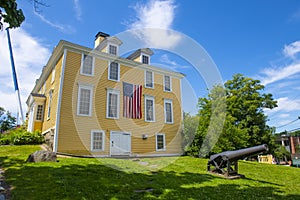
left=26, top=150, right=57, bottom=162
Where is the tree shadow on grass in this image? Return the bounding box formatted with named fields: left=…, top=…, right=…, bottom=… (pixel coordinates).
left=1, top=157, right=299, bottom=200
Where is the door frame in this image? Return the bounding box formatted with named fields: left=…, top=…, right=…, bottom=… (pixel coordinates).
left=109, top=131, right=132, bottom=156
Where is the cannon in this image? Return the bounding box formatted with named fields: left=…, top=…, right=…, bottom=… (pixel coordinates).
left=207, top=144, right=268, bottom=178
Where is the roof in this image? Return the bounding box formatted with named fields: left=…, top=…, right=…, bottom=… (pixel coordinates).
left=127, top=48, right=154, bottom=60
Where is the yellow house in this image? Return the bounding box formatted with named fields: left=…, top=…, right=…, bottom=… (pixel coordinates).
left=26, top=32, right=185, bottom=157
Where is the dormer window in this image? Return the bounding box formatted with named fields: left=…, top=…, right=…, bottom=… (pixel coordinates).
left=142, top=54, right=149, bottom=64
left=94, top=32, right=122, bottom=56
left=108, top=44, right=117, bottom=56
left=127, top=48, right=153, bottom=64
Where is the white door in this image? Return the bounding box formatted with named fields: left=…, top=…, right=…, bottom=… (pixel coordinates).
left=110, top=132, right=131, bottom=156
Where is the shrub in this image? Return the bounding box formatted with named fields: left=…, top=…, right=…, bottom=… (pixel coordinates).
left=0, top=128, right=44, bottom=145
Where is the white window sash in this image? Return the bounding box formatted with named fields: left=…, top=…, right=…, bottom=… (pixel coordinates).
left=77, top=84, right=93, bottom=116
left=164, top=99, right=173, bottom=124
left=80, top=54, right=94, bottom=76
left=145, top=71, right=154, bottom=89
left=91, top=130, right=105, bottom=151
left=108, top=62, right=120, bottom=82
left=164, top=75, right=172, bottom=92
left=156, top=133, right=166, bottom=151
left=106, top=89, right=120, bottom=119
left=144, top=95, right=155, bottom=122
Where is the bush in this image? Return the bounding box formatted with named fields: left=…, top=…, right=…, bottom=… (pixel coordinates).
left=0, top=128, right=44, bottom=145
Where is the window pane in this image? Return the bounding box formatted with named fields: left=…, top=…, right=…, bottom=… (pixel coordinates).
left=146, top=71, right=153, bottom=88
left=146, top=99, right=153, bottom=121
left=79, top=88, right=91, bottom=115
left=165, top=102, right=172, bottom=123
left=82, top=55, right=93, bottom=75
left=36, top=105, right=43, bottom=120
left=109, top=45, right=117, bottom=55
left=47, top=90, right=53, bottom=118
left=108, top=93, right=118, bottom=117
left=109, top=62, right=119, bottom=80
left=157, top=135, right=164, bottom=150
left=92, top=132, right=103, bottom=150
left=164, top=76, right=171, bottom=91
left=142, top=55, right=149, bottom=64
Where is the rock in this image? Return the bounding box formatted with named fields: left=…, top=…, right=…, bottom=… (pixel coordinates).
left=26, top=150, right=57, bottom=162
left=0, top=186, right=5, bottom=191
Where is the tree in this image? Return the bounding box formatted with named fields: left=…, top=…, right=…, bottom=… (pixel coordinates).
left=0, top=0, right=25, bottom=30
left=182, top=112, right=199, bottom=154
left=0, top=106, right=16, bottom=133
left=186, top=74, right=278, bottom=156
left=0, top=0, right=48, bottom=30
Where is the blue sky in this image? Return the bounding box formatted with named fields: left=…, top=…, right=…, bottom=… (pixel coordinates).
left=1, top=0, right=300, bottom=133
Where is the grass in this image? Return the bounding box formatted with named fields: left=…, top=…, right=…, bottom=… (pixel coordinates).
left=0, top=145, right=299, bottom=200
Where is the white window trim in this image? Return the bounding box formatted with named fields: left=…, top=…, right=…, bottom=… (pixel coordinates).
left=106, top=89, right=120, bottom=119
left=91, top=130, right=105, bottom=151
left=77, top=84, right=93, bottom=117
left=107, top=43, right=119, bottom=56
left=140, top=53, right=150, bottom=65
left=108, top=61, right=120, bottom=82
left=47, top=89, right=53, bottom=120
left=51, top=67, right=56, bottom=83
left=164, top=99, right=174, bottom=124
left=80, top=54, right=95, bottom=76
left=144, top=95, right=155, bottom=122
left=163, top=75, right=172, bottom=92
left=145, top=70, right=154, bottom=89
left=156, top=133, right=166, bottom=151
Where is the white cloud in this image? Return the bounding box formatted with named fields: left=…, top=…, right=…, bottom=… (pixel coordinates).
left=128, top=0, right=182, bottom=49
left=283, top=41, right=300, bottom=59
left=73, top=0, right=82, bottom=21
left=260, top=63, right=300, bottom=85
left=265, top=97, right=300, bottom=114
left=0, top=27, right=50, bottom=119
left=34, top=12, right=75, bottom=34
left=159, top=54, right=190, bottom=70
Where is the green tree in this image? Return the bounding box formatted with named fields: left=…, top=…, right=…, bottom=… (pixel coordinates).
left=0, top=0, right=25, bottom=29
left=0, top=0, right=48, bottom=30
left=182, top=112, right=199, bottom=154
left=0, top=106, right=16, bottom=133
left=186, top=74, right=278, bottom=156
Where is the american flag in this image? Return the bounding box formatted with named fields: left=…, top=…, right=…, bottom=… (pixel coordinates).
left=123, top=82, right=142, bottom=119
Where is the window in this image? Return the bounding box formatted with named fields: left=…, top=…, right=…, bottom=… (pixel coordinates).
left=106, top=89, right=120, bottom=119
left=81, top=54, right=94, bottom=76
left=164, top=99, right=173, bottom=124
left=47, top=90, right=53, bottom=119
left=141, top=54, right=149, bottom=64
left=77, top=85, right=93, bottom=116
left=51, top=67, right=55, bottom=83
left=145, top=71, right=154, bottom=88
left=108, top=44, right=117, bottom=56
left=156, top=133, right=165, bottom=151
left=36, top=105, right=43, bottom=121
left=91, top=130, right=105, bottom=151
left=145, top=95, right=155, bottom=122
left=164, top=75, right=172, bottom=92
left=108, top=62, right=120, bottom=81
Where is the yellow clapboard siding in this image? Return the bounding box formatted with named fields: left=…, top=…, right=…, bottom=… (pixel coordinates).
left=41, top=55, right=64, bottom=132
left=33, top=44, right=183, bottom=156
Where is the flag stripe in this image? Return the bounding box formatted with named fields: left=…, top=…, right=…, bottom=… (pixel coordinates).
left=123, top=82, right=142, bottom=119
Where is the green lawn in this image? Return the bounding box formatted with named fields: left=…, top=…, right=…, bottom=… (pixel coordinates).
left=0, top=145, right=299, bottom=200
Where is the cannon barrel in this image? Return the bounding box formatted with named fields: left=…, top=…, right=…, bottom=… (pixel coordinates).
left=209, top=144, right=268, bottom=162
left=207, top=144, right=268, bottom=178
